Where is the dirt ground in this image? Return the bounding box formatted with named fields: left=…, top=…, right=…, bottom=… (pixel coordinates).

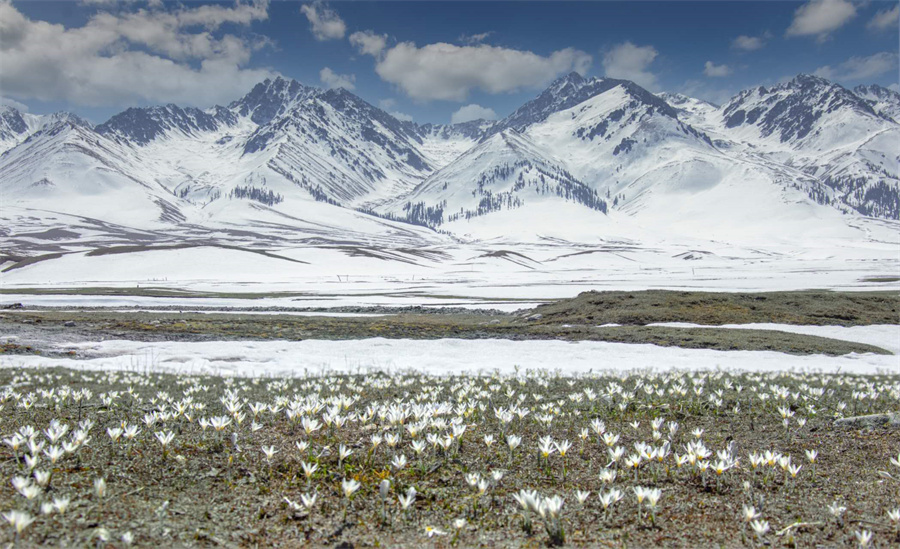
left=527, top=290, right=900, bottom=327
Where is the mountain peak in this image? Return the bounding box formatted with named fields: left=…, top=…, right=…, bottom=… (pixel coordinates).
left=722, top=72, right=887, bottom=143
left=550, top=71, right=587, bottom=89
left=95, top=104, right=221, bottom=145
left=230, top=76, right=319, bottom=125
left=853, top=83, right=900, bottom=122
left=789, top=73, right=831, bottom=87
left=854, top=83, right=900, bottom=101
left=485, top=73, right=676, bottom=139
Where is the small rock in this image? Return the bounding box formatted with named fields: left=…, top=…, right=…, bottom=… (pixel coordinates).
left=525, top=313, right=543, bottom=321
left=833, top=412, right=900, bottom=429
left=64, top=321, right=76, bottom=327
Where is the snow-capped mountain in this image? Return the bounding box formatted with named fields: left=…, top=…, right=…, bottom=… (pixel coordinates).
left=1, top=71, right=898, bottom=267
left=853, top=84, right=900, bottom=123
left=384, top=130, right=607, bottom=232
left=655, top=92, right=719, bottom=127
left=0, top=106, right=92, bottom=154
left=0, top=118, right=185, bottom=227
left=242, top=87, right=432, bottom=205
left=96, top=104, right=239, bottom=145
left=228, top=76, right=320, bottom=125
left=711, top=75, right=899, bottom=218
left=486, top=72, right=678, bottom=138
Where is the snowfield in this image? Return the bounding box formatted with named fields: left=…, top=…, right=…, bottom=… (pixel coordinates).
left=1, top=331, right=897, bottom=378
left=2, top=226, right=898, bottom=310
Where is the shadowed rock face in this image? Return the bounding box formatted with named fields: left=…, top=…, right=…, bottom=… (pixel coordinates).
left=228, top=76, right=320, bottom=126
left=96, top=104, right=224, bottom=145
left=0, top=106, right=29, bottom=139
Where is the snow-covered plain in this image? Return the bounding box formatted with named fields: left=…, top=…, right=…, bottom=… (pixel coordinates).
left=2, top=230, right=898, bottom=310
left=1, top=333, right=896, bottom=378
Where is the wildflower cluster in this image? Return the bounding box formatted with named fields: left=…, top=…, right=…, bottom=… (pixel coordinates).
left=0, top=367, right=897, bottom=546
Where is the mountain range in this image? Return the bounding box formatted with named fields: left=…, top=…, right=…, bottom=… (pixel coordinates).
left=1, top=72, right=898, bottom=271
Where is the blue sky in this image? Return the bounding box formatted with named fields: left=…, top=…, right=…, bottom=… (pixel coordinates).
left=3, top=0, right=898, bottom=124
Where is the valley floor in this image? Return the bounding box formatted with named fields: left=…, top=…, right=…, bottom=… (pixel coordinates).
left=1, top=290, right=897, bottom=377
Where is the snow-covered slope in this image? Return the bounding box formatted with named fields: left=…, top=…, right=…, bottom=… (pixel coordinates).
left=656, top=92, right=719, bottom=127
left=244, top=88, right=432, bottom=205
left=486, top=72, right=678, bottom=137
left=382, top=130, right=607, bottom=233
left=0, top=106, right=92, bottom=154
left=0, top=119, right=184, bottom=227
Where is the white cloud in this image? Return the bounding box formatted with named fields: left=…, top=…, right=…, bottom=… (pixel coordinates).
left=0, top=96, right=29, bottom=112
left=389, top=110, right=413, bottom=122
left=814, top=51, right=900, bottom=81
left=732, top=35, right=766, bottom=51
left=450, top=104, right=498, bottom=124
left=602, top=42, right=659, bottom=90
left=377, top=98, right=411, bottom=121
left=786, top=0, right=856, bottom=40
left=349, top=30, right=387, bottom=57
left=367, top=42, right=591, bottom=101
left=81, top=0, right=164, bottom=6
left=0, top=0, right=275, bottom=108
left=459, top=31, right=493, bottom=45
left=868, top=4, right=899, bottom=32
left=889, top=83, right=900, bottom=93
left=300, top=2, right=345, bottom=41
left=703, top=61, right=732, bottom=78
left=319, top=67, right=355, bottom=90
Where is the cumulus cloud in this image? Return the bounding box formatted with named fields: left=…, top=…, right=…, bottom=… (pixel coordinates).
left=459, top=31, right=493, bottom=45
left=732, top=34, right=767, bottom=51
left=319, top=67, right=355, bottom=90
left=786, top=0, right=856, bottom=40
left=814, top=51, right=900, bottom=81
left=365, top=42, right=591, bottom=101
left=450, top=104, right=498, bottom=124
left=602, top=42, right=659, bottom=90
left=300, top=2, right=345, bottom=41
left=868, top=4, right=899, bottom=32
left=0, top=0, right=276, bottom=108
left=703, top=61, right=732, bottom=78
left=349, top=30, right=387, bottom=57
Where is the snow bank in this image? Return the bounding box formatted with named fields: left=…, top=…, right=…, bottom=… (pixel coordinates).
left=1, top=337, right=896, bottom=378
